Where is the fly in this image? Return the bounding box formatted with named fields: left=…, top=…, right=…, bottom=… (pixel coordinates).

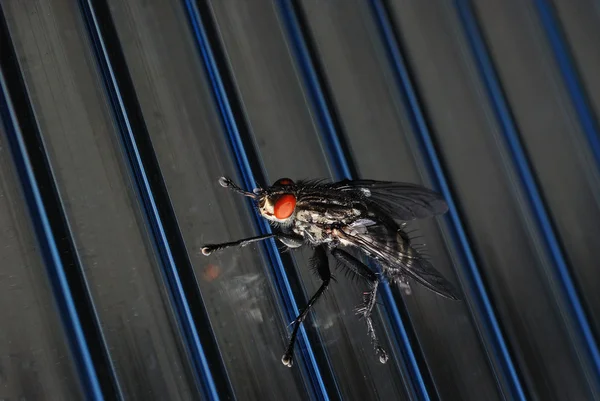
left=201, top=176, right=461, bottom=367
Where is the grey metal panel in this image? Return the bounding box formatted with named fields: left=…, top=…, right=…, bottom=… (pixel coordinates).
left=386, top=1, right=595, bottom=400
left=201, top=0, right=409, bottom=399
left=0, top=125, right=82, bottom=400
left=3, top=1, right=196, bottom=399
left=2, top=0, right=600, bottom=399
left=471, top=0, right=600, bottom=390
left=104, top=0, right=311, bottom=399
left=297, top=1, right=500, bottom=400
left=552, top=0, right=600, bottom=120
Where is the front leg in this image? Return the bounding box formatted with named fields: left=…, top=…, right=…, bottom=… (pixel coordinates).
left=282, top=245, right=331, bottom=367
left=201, top=232, right=303, bottom=255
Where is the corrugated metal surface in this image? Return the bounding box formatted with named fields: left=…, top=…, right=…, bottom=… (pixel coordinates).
left=1, top=0, right=599, bottom=400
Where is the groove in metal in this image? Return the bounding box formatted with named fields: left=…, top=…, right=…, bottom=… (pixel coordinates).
left=455, top=0, right=600, bottom=387
left=368, top=1, right=529, bottom=400
left=0, top=58, right=105, bottom=401
left=77, top=1, right=223, bottom=399
left=533, top=0, right=600, bottom=172
left=275, top=1, right=440, bottom=399
left=182, top=1, right=335, bottom=400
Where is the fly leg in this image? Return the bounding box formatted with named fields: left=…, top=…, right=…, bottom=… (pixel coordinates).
left=282, top=245, right=330, bottom=367
left=201, top=232, right=303, bottom=255
left=331, top=249, right=389, bottom=364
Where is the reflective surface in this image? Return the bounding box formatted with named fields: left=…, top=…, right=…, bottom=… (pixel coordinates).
left=4, top=1, right=196, bottom=399
left=0, top=124, right=82, bottom=400
left=209, top=1, right=410, bottom=399
left=389, top=1, right=598, bottom=399
left=298, top=1, right=500, bottom=399
left=1, top=0, right=600, bottom=399
left=106, top=0, right=311, bottom=398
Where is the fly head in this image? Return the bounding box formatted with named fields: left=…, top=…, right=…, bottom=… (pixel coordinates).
left=218, top=176, right=299, bottom=225
left=258, top=177, right=299, bottom=225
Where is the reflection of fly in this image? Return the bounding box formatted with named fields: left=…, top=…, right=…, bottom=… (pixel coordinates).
left=202, top=176, right=460, bottom=367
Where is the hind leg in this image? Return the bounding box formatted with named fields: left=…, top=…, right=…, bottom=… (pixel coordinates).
left=331, top=249, right=389, bottom=363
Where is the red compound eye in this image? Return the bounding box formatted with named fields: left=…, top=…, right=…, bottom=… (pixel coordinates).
left=274, top=194, right=296, bottom=219
left=274, top=178, right=294, bottom=186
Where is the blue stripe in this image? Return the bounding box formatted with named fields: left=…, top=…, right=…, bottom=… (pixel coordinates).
left=368, top=1, right=528, bottom=399
left=77, top=1, right=220, bottom=399
left=182, top=1, right=331, bottom=400
left=533, top=0, right=600, bottom=173
left=455, top=0, right=600, bottom=387
left=0, top=70, right=105, bottom=401
left=275, top=0, right=434, bottom=399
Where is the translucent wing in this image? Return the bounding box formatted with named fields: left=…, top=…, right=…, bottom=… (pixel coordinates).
left=333, top=179, right=448, bottom=221
left=341, top=221, right=460, bottom=300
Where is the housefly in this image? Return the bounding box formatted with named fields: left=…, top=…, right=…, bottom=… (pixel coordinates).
left=201, top=176, right=460, bottom=367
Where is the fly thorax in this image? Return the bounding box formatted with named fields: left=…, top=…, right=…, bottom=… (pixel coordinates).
left=295, top=207, right=361, bottom=226
left=292, top=208, right=354, bottom=244
left=291, top=212, right=316, bottom=240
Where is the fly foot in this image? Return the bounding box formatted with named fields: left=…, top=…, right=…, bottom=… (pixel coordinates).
left=376, top=346, right=389, bottom=364
left=281, top=352, right=294, bottom=367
